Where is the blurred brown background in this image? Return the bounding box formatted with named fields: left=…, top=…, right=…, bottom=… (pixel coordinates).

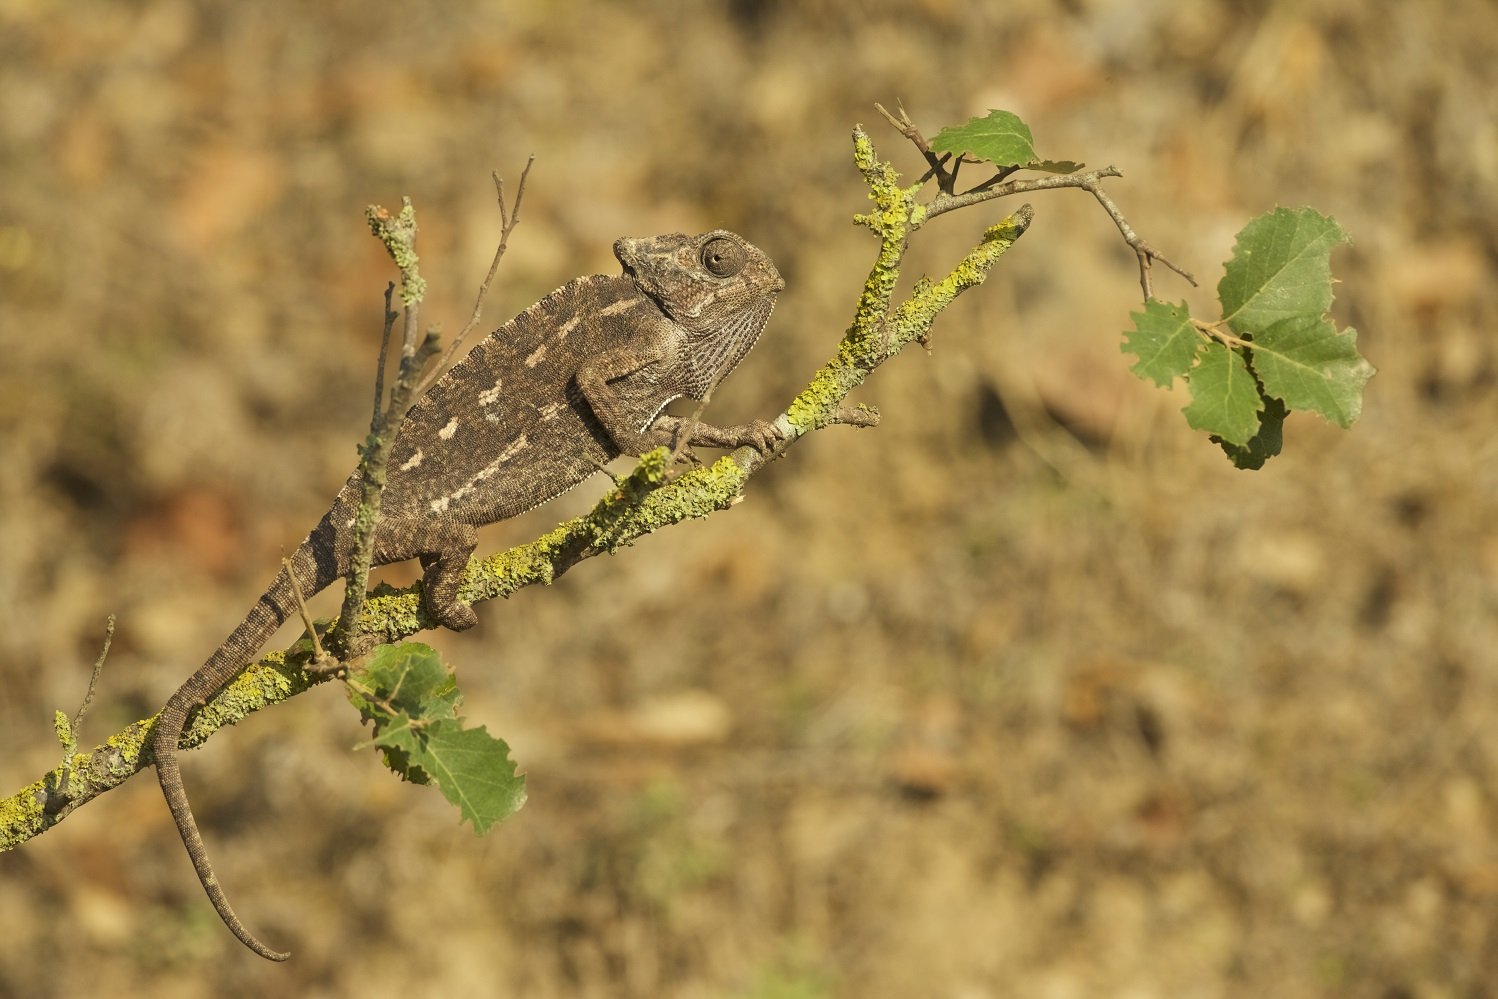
left=2, top=1, right=1496, bottom=996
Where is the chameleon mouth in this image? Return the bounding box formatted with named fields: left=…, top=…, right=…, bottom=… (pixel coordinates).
left=612, top=236, right=643, bottom=277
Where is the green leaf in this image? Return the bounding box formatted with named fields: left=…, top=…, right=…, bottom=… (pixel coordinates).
left=1025, top=159, right=1085, bottom=175
left=931, top=110, right=1080, bottom=173
left=350, top=642, right=526, bottom=832
left=1122, top=299, right=1202, bottom=387
left=1218, top=207, right=1347, bottom=335
left=933, top=110, right=1036, bottom=166
left=1250, top=315, right=1375, bottom=428
left=1183, top=343, right=1262, bottom=446
left=359, top=643, right=462, bottom=719
left=359, top=713, right=431, bottom=785
left=1216, top=393, right=1286, bottom=470
left=348, top=643, right=460, bottom=782
left=376, top=718, right=526, bottom=834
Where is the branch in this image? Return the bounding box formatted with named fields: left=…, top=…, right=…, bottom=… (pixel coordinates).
left=334, top=201, right=443, bottom=657
left=1, top=124, right=1032, bottom=855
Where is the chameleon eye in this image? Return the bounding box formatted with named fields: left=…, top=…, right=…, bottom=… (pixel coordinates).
left=700, top=237, right=745, bottom=278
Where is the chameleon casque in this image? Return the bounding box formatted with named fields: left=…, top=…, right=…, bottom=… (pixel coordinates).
left=152, top=229, right=785, bottom=961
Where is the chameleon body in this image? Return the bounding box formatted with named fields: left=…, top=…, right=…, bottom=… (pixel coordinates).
left=152, top=230, right=784, bottom=960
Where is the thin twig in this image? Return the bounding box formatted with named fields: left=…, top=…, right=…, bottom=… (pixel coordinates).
left=372, top=283, right=397, bottom=421
left=920, top=168, right=1196, bottom=301
left=282, top=556, right=335, bottom=674
left=829, top=404, right=881, bottom=428
left=962, top=164, right=1021, bottom=195
left=1192, top=317, right=1251, bottom=349
left=331, top=329, right=440, bottom=658
left=879, top=108, right=1196, bottom=302
left=56, top=615, right=115, bottom=798
left=417, top=156, right=535, bottom=397
left=667, top=392, right=714, bottom=468
left=336, top=161, right=535, bottom=643
left=1081, top=179, right=1198, bottom=299
left=915, top=152, right=952, bottom=186
left=70, top=615, right=114, bottom=737
left=921, top=167, right=1119, bottom=222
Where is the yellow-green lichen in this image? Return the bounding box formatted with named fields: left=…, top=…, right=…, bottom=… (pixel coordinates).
left=890, top=214, right=1030, bottom=345
left=471, top=521, right=572, bottom=596
left=785, top=337, right=868, bottom=431
left=0, top=778, right=47, bottom=850
left=366, top=199, right=427, bottom=306
left=580, top=456, right=747, bottom=552
left=638, top=456, right=747, bottom=522
left=851, top=125, right=877, bottom=175
left=359, top=589, right=425, bottom=639
left=105, top=726, right=148, bottom=769
left=52, top=710, right=72, bottom=752
left=178, top=657, right=312, bottom=749
left=846, top=133, right=927, bottom=353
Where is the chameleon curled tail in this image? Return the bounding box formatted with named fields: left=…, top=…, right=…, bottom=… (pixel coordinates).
left=151, top=548, right=323, bottom=961
left=153, top=583, right=295, bottom=958
left=151, top=487, right=485, bottom=962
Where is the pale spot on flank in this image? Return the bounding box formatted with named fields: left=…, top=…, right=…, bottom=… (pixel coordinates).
left=438, top=417, right=459, bottom=440
left=436, top=436, right=532, bottom=514
left=557, top=316, right=580, bottom=340
left=538, top=401, right=565, bottom=421
left=469, top=435, right=530, bottom=485
left=399, top=449, right=423, bottom=472
left=500, top=434, right=529, bottom=461
left=478, top=434, right=530, bottom=478
left=478, top=378, right=504, bottom=406
left=525, top=344, right=547, bottom=367
left=600, top=298, right=640, bottom=317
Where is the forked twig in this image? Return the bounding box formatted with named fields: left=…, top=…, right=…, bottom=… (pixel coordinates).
left=417, top=156, right=535, bottom=397
left=876, top=101, right=953, bottom=194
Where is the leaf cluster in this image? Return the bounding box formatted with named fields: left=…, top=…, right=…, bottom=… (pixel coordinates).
left=1123, top=207, right=1373, bottom=468
left=934, top=110, right=1372, bottom=468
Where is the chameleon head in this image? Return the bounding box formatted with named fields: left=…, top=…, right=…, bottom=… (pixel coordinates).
left=613, top=230, right=784, bottom=336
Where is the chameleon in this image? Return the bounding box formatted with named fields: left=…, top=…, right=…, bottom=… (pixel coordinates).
left=151, top=229, right=785, bottom=961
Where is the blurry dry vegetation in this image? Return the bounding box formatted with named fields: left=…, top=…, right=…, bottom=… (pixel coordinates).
left=2, top=1, right=1497, bottom=996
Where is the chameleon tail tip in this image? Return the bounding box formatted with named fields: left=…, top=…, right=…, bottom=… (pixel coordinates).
left=235, top=926, right=291, bottom=962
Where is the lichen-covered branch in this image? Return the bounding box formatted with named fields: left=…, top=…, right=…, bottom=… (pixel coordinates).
left=1, top=123, right=1033, bottom=855
left=783, top=126, right=1031, bottom=438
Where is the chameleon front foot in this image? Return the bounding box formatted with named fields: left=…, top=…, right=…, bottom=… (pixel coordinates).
left=425, top=595, right=478, bottom=632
